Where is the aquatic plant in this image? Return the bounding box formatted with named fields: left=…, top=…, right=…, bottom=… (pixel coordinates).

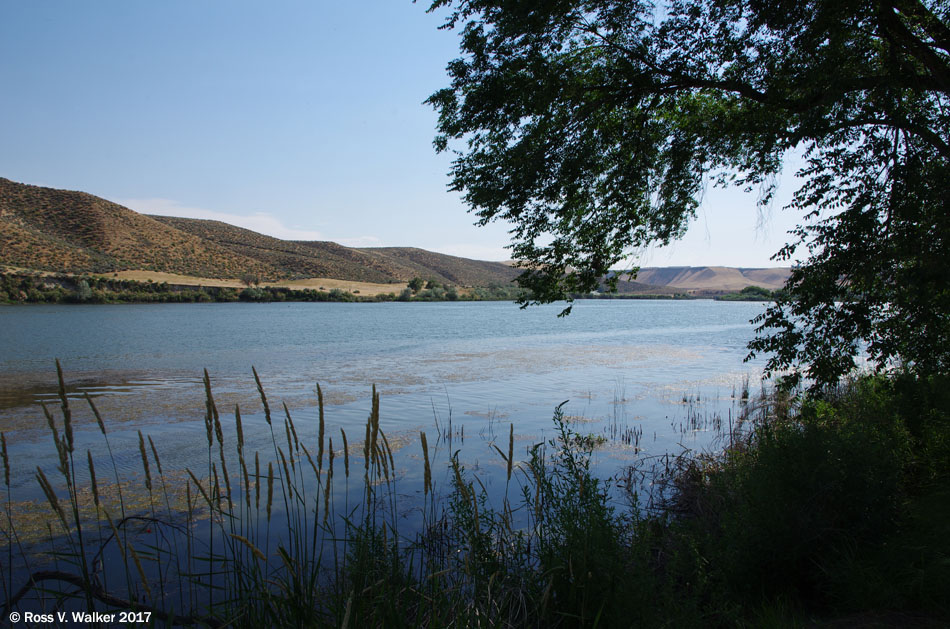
left=1, top=369, right=947, bottom=626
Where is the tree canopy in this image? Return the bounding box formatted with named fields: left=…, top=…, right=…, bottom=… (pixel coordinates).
left=428, top=0, right=950, bottom=386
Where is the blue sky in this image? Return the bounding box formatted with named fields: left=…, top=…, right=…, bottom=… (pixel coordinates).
left=1, top=1, right=802, bottom=267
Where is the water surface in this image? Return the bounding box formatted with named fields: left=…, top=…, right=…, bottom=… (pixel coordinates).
left=0, top=300, right=766, bottom=496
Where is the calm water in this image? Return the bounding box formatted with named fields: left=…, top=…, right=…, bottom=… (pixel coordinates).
left=0, top=300, right=766, bottom=496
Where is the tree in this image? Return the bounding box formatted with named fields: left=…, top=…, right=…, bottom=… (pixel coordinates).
left=428, top=0, right=950, bottom=386
left=408, top=277, right=425, bottom=293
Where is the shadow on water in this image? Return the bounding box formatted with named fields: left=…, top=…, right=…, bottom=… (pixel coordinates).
left=1, top=363, right=758, bottom=625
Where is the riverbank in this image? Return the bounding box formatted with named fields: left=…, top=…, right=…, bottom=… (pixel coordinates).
left=2, top=271, right=761, bottom=306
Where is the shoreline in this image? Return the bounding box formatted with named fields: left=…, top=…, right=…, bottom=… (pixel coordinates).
left=0, top=270, right=770, bottom=305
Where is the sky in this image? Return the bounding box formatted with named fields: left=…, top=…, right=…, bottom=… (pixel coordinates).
left=1, top=1, right=804, bottom=268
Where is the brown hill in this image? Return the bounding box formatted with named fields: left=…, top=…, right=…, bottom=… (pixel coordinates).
left=0, top=177, right=518, bottom=286
left=356, top=247, right=520, bottom=286
left=0, top=178, right=276, bottom=278
left=1, top=177, right=788, bottom=291
left=150, top=216, right=519, bottom=285
left=633, top=266, right=791, bottom=292
left=149, top=216, right=401, bottom=283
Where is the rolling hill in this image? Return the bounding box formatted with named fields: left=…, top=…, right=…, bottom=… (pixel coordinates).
left=0, top=178, right=277, bottom=279
left=632, top=266, right=791, bottom=292
left=0, top=177, right=518, bottom=286
left=1, top=177, right=789, bottom=292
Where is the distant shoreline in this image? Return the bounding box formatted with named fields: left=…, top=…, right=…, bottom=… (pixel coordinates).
left=1, top=270, right=778, bottom=306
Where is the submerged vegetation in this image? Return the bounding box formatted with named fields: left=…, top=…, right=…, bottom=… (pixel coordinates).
left=1, top=367, right=947, bottom=626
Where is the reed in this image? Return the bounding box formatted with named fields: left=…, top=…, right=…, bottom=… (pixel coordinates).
left=2, top=368, right=945, bottom=628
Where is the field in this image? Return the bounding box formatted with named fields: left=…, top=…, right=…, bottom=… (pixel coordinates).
left=107, top=271, right=408, bottom=297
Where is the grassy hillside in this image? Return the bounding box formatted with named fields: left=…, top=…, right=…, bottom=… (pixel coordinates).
left=0, top=178, right=517, bottom=286
left=150, top=216, right=402, bottom=283
left=1, top=177, right=789, bottom=292
left=357, top=246, right=520, bottom=286
left=0, top=178, right=277, bottom=278
left=152, top=216, right=519, bottom=285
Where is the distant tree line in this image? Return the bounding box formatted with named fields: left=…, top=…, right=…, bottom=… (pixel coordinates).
left=0, top=272, right=529, bottom=305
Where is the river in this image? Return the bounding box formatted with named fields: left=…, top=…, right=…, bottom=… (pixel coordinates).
left=1, top=299, right=766, bottom=497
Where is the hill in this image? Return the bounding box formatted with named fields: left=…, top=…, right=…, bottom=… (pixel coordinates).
left=355, top=247, right=520, bottom=286
left=148, top=215, right=401, bottom=283
left=1, top=178, right=789, bottom=292
left=0, top=177, right=518, bottom=286
left=0, top=178, right=277, bottom=279
left=633, top=266, right=791, bottom=292
left=148, top=216, right=519, bottom=285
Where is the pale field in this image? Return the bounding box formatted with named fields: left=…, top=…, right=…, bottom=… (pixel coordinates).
left=104, top=270, right=407, bottom=296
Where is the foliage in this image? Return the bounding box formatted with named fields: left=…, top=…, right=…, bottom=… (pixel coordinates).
left=240, top=273, right=261, bottom=288
left=407, top=277, right=425, bottom=293
left=428, top=0, right=950, bottom=383
left=665, top=374, right=950, bottom=615
left=715, top=285, right=777, bottom=301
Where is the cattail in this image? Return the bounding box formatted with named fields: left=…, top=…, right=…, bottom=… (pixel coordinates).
left=266, top=462, right=274, bottom=522
left=87, top=450, right=99, bottom=508
left=36, top=467, right=67, bottom=527
left=55, top=359, right=73, bottom=453
left=212, top=463, right=221, bottom=504
left=84, top=393, right=107, bottom=435
left=138, top=431, right=151, bottom=493
left=105, top=512, right=126, bottom=559
left=420, top=431, right=431, bottom=496
left=42, top=401, right=56, bottom=437
left=278, top=448, right=292, bottom=494
left=252, top=366, right=271, bottom=425
left=202, top=370, right=214, bottom=447
left=369, top=386, right=380, bottom=460
left=128, top=544, right=152, bottom=600
left=255, top=452, right=261, bottom=510
left=508, top=423, right=514, bottom=482
left=301, top=444, right=318, bottom=479
left=283, top=421, right=294, bottom=465
left=1, top=432, right=9, bottom=488
left=218, top=446, right=232, bottom=505
left=322, top=437, right=333, bottom=525
left=41, top=403, right=68, bottom=480
left=230, top=534, right=266, bottom=562
left=380, top=430, right=395, bottom=481
left=363, top=422, right=371, bottom=474
left=213, top=405, right=224, bottom=448
left=187, top=469, right=213, bottom=508
left=340, top=428, right=350, bottom=478
left=377, top=441, right=389, bottom=481
left=283, top=403, right=298, bottom=451
left=317, top=384, right=325, bottom=471
left=147, top=435, right=163, bottom=477
left=241, top=458, right=251, bottom=511
left=234, top=405, right=244, bottom=454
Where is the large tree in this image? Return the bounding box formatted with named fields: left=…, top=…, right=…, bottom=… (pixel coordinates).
left=427, top=0, right=950, bottom=386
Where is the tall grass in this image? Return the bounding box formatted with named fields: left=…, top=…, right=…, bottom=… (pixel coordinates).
left=1, top=369, right=948, bottom=626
